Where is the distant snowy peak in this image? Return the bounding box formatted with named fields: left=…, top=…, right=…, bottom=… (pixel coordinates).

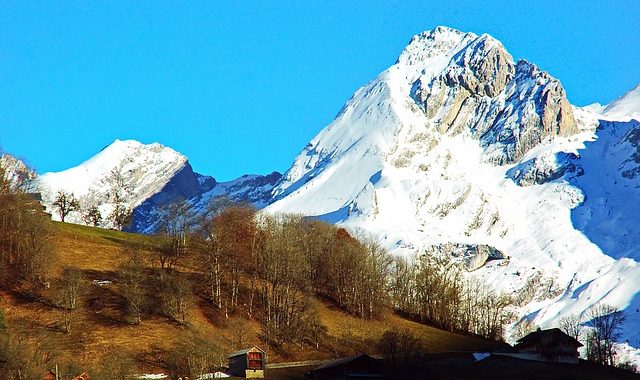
left=37, top=139, right=188, bottom=226
left=604, top=83, right=640, bottom=121
left=132, top=171, right=282, bottom=234
left=35, top=138, right=282, bottom=232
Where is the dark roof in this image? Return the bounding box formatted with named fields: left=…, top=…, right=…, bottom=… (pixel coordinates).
left=311, top=354, right=381, bottom=372
left=516, top=328, right=583, bottom=348
left=227, top=346, right=265, bottom=358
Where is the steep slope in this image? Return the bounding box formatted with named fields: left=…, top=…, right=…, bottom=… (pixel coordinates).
left=132, top=171, right=281, bottom=233
left=266, top=26, right=640, bottom=353
left=0, top=153, right=37, bottom=191
left=35, top=139, right=282, bottom=232
left=603, top=83, right=640, bottom=121
left=0, top=221, right=505, bottom=374
left=36, top=139, right=190, bottom=228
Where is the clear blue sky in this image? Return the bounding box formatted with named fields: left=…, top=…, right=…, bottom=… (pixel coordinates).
left=1, top=1, right=638, bottom=180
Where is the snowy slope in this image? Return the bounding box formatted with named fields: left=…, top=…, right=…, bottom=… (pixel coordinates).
left=36, top=139, right=281, bottom=232
left=36, top=139, right=189, bottom=228
left=266, top=26, right=640, bottom=354
left=603, top=83, right=640, bottom=121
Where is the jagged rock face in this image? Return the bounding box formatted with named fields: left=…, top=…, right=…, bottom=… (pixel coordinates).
left=622, top=124, right=640, bottom=179
left=129, top=162, right=203, bottom=232
left=444, top=36, right=514, bottom=98
left=506, top=152, right=582, bottom=186
left=424, top=243, right=505, bottom=272
left=0, top=154, right=36, bottom=192
left=411, top=36, right=578, bottom=164
left=133, top=171, right=282, bottom=234
left=266, top=26, right=640, bottom=351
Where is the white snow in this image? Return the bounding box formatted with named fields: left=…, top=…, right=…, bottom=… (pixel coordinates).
left=36, top=139, right=187, bottom=228
left=603, top=83, right=640, bottom=121
left=266, top=26, right=640, bottom=363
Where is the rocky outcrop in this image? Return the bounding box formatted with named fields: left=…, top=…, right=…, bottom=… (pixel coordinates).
left=507, top=152, right=582, bottom=186
left=411, top=35, right=579, bottom=165
left=131, top=170, right=282, bottom=234
left=0, top=154, right=37, bottom=192
left=129, top=162, right=202, bottom=232
left=622, top=123, right=640, bottom=179
left=424, top=243, right=505, bottom=272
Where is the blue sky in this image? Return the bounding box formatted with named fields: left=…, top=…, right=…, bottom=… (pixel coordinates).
left=1, top=1, right=638, bottom=180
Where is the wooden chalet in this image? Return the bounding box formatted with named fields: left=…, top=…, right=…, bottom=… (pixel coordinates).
left=42, top=370, right=56, bottom=380
left=227, top=346, right=266, bottom=378
left=513, top=328, right=583, bottom=364
left=305, top=354, right=386, bottom=380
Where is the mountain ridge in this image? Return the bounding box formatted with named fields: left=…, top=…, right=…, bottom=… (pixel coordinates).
left=34, top=139, right=281, bottom=232
left=265, top=26, right=640, bottom=364
left=11, top=25, right=640, bottom=366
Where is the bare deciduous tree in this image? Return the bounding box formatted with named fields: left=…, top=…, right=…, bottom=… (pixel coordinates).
left=586, top=304, right=625, bottom=366
left=53, top=190, right=80, bottom=223
left=378, top=328, right=423, bottom=379
left=55, top=268, right=83, bottom=333
left=169, top=335, right=225, bottom=378
left=120, top=246, right=147, bottom=325
left=82, top=204, right=102, bottom=227
left=160, top=272, right=191, bottom=325
left=558, top=313, right=583, bottom=341
left=0, top=160, right=53, bottom=289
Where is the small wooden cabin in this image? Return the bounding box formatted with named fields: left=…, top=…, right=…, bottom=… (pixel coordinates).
left=514, top=328, right=583, bottom=364
left=227, top=346, right=266, bottom=378
left=42, top=370, right=56, bottom=380
left=305, top=354, right=386, bottom=380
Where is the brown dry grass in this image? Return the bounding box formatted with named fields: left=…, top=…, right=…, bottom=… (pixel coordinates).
left=0, top=221, right=505, bottom=374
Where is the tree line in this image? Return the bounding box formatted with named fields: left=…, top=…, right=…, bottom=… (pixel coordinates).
left=152, top=197, right=515, bottom=349
left=2, top=155, right=635, bottom=375
left=0, top=160, right=52, bottom=289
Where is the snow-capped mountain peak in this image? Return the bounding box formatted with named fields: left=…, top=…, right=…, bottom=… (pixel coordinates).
left=603, top=83, right=640, bottom=121
left=35, top=138, right=281, bottom=232
left=37, top=139, right=188, bottom=227
left=395, top=26, right=476, bottom=84
left=267, top=26, right=640, bottom=357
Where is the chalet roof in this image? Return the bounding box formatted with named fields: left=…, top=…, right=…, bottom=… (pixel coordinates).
left=516, top=328, right=583, bottom=348
left=311, top=354, right=381, bottom=372
left=227, top=346, right=265, bottom=358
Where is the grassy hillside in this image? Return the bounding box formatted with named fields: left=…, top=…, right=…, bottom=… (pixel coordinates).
left=0, top=220, right=505, bottom=376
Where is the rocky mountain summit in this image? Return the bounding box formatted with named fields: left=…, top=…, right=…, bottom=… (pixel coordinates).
left=14, top=25, right=640, bottom=362
left=408, top=29, right=577, bottom=164
left=266, top=26, right=640, bottom=357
